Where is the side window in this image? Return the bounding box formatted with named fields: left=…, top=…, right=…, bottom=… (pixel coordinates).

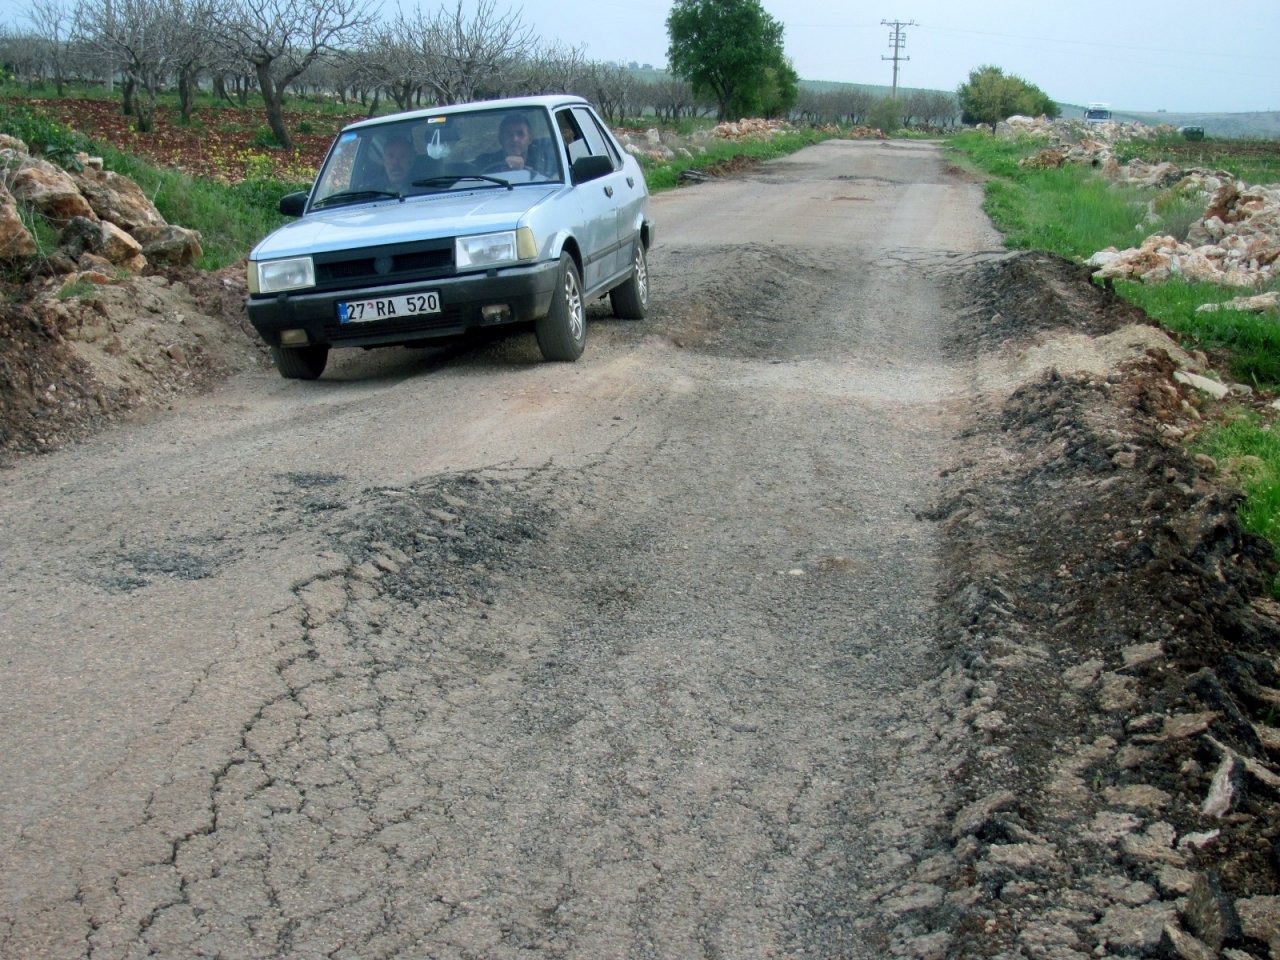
left=570, top=107, right=619, bottom=170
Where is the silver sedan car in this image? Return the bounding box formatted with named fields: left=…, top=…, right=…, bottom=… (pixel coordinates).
left=246, top=95, right=655, bottom=379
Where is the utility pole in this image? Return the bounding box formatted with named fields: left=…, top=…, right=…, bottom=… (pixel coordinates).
left=881, top=19, right=917, bottom=100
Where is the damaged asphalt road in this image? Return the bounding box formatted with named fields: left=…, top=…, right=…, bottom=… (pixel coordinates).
left=1, top=140, right=1278, bottom=959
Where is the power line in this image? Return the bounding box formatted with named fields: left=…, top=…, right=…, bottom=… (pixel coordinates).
left=881, top=19, right=917, bottom=99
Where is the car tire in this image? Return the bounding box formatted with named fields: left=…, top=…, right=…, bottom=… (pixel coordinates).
left=610, top=242, right=649, bottom=320
left=535, top=253, right=586, bottom=361
left=270, top=344, right=329, bottom=380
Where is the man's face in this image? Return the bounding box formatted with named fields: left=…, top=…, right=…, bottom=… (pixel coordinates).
left=383, top=140, right=412, bottom=185
left=499, top=120, right=531, bottom=158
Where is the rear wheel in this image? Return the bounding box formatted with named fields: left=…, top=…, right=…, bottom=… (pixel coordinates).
left=609, top=242, right=649, bottom=320
left=535, top=253, right=586, bottom=361
left=270, top=344, right=329, bottom=380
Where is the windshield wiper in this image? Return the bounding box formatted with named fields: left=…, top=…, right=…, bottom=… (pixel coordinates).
left=413, top=175, right=513, bottom=192
left=311, top=189, right=401, bottom=209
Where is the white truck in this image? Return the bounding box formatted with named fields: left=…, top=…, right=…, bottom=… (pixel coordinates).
left=1083, top=103, right=1113, bottom=125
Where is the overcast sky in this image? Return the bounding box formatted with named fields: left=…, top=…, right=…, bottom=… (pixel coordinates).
left=506, top=0, right=1279, bottom=114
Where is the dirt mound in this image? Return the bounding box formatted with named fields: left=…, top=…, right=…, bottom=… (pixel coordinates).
left=0, top=265, right=265, bottom=463
left=935, top=252, right=1280, bottom=958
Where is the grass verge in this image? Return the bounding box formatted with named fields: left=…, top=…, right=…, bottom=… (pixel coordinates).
left=639, top=127, right=837, bottom=192
left=948, top=128, right=1280, bottom=564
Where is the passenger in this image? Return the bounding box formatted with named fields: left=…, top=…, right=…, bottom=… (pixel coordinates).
left=557, top=112, right=578, bottom=146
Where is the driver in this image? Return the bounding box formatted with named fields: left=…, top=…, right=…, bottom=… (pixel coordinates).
left=478, top=113, right=535, bottom=172
left=380, top=136, right=415, bottom=192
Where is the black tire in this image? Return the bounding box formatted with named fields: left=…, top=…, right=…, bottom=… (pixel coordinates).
left=270, top=344, right=329, bottom=380
left=609, top=242, right=649, bottom=320
left=535, top=253, right=586, bottom=361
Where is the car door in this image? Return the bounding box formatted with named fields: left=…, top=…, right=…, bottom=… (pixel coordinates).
left=567, top=106, right=631, bottom=288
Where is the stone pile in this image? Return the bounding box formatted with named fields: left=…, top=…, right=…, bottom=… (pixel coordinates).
left=0, top=134, right=203, bottom=277
left=1088, top=181, right=1280, bottom=288
left=711, top=117, right=793, bottom=140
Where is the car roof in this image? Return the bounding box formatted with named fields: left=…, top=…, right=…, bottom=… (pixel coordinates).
left=340, top=95, right=592, bottom=133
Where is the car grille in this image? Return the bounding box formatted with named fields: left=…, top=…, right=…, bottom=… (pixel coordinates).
left=314, top=240, right=454, bottom=289
left=323, top=305, right=466, bottom=342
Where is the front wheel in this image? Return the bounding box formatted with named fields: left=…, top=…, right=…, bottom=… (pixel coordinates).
left=535, top=253, right=586, bottom=361
left=609, top=242, right=649, bottom=320
left=270, top=344, right=329, bottom=380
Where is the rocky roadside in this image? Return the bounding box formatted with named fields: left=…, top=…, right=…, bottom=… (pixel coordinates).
left=929, top=253, right=1280, bottom=960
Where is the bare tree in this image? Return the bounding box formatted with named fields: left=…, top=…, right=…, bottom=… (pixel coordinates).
left=75, top=0, right=173, bottom=131
left=643, top=75, right=696, bottom=121
left=517, top=41, right=588, bottom=96
left=0, top=25, right=46, bottom=87
left=216, top=0, right=373, bottom=148
left=26, top=0, right=73, bottom=94
left=163, top=0, right=224, bottom=122
left=584, top=61, right=633, bottom=124
left=418, top=0, right=535, bottom=104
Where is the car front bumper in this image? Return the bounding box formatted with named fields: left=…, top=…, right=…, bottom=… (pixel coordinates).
left=247, top=259, right=560, bottom=349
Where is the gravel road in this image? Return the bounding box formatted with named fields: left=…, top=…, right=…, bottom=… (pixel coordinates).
left=0, top=140, right=1007, bottom=958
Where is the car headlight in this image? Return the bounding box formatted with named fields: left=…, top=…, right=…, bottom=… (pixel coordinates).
left=249, top=256, right=315, bottom=294
left=455, top=227, right=537, bottom=269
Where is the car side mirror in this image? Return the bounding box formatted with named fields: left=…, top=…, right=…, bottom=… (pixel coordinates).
left=279, top=192, right=308, bottom=217
left=571, top=155, right=614, bottom=185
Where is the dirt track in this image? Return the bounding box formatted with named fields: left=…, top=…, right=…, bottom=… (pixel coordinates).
left=2, top=140, right=1278, bottom=958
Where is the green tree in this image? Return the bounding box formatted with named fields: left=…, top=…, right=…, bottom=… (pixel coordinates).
left=666, top=0, right=792, bottom=121
left=867, top=96, right=902, bottom=135
left=957, top=65, right=1059, bottom=132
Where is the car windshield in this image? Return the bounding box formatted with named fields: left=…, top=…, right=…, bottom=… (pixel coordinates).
left=309, top=106, right=565, bottom=208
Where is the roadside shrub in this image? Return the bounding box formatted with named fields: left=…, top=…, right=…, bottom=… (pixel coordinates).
left=0, top=103, right=90, bottom=167
left=249, top=126, right=280, bottom=150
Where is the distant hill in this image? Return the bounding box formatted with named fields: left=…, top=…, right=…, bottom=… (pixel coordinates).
left=622, top=67, right=1280, bottom=139
left=1056, top=103, right=1280, bottom=140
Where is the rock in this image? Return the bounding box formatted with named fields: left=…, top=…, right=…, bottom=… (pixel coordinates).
left=1093, top=902, right=1177, bottom=952
left=2, top=154, right=96, bottom=225
left=1160, top=923, right=1219, bottom=960
left=1122, top=821, right=1187, bottom=866
left=1181, top=872, right=1242, bottom=949
left=952, top=789, right=1018, bottom=837
left=58, top=216, right=104, bottom=259
left=1174, top=370, right=1231, bottom=400
left=70, top=167, right=167, bottom=231
left=1235, top=896, right=1280, bottom=952
left=0, top=183, right=37, bottom=260
left=1196, top=292, right=1280, bottom=314
left=99, top=220, right=144, bottom=265
left=131, top=224, right=203, bottom=266
left=0, top=134, right=29, bottom=154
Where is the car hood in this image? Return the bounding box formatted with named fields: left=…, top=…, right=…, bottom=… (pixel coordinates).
left=250, top=185, right=561, bottom=260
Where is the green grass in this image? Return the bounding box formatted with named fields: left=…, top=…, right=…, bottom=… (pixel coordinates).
left=1113, top=133, right=1280, bottom=185
left=1194, top=414, right=1280, bottom=551
left=948, top=126, right=1280, bottom=563
left=91, top=143, right=306, bottom=269
left=640, top=127, right=835, bottom=193
left=1116, top=279, right=1280, bottom=388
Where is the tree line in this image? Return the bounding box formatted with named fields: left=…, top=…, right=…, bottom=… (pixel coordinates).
left=2, top=0, right=981, bottom=149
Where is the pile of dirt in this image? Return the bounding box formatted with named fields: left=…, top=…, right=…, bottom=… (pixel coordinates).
left=933, top=252, right=1280, bottom=958
left=0, top=264, right=265, bottom=462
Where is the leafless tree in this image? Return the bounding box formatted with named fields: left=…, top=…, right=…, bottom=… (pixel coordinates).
left=516, top=41, right=588, bottom=96
left=75, top=0, right=174, bottom=130
left=418, top=0, right=535, bottom=104
left=583, top=61, right=634, bottom=124
left=215, top=0, right=374, bottom=148
left=0, top=25, right=46, bottom=87
left=643, top=75, right=696, bottom=121
left=25, top=0, right=73, bottom=94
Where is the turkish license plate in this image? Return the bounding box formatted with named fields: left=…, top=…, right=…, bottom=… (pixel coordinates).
left=338, top=291, right=441, bottom=324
